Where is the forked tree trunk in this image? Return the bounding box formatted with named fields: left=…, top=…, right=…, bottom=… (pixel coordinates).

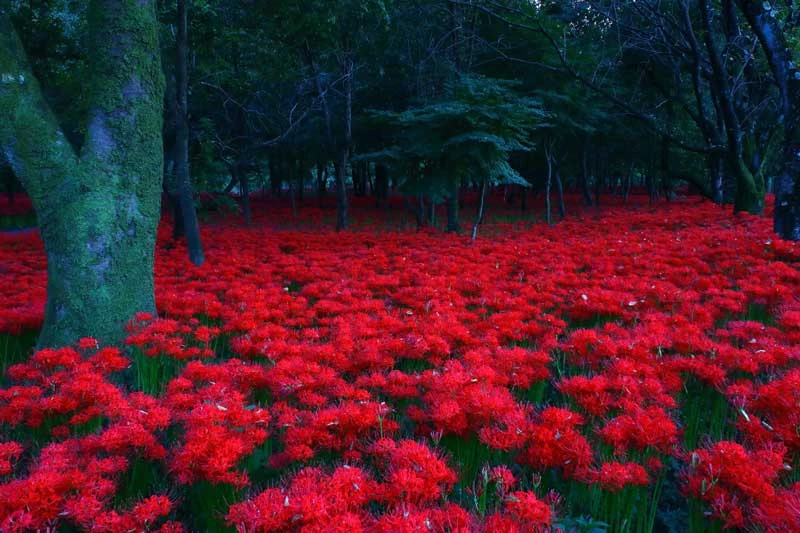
left=0, top=1, right=165, bottom=347
left=700, top=0, right=765, bottom=214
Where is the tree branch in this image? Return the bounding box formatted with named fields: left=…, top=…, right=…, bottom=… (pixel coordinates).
left=0, top=10, right=79, bottom=208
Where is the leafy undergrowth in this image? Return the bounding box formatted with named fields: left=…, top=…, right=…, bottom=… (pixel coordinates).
left=1, top=196, right=800, bottom=532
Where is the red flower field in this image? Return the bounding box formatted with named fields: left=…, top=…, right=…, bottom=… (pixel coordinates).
left=1, top=196, right=799, bottom=532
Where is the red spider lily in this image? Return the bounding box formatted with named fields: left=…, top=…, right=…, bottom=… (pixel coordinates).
left=1, top=196, right=799, bottom=532
left=683, top=440, right=789, bottom=529
left=0, top=441, right=22, bottom=476
left=597, top=405, right=680, bottom=455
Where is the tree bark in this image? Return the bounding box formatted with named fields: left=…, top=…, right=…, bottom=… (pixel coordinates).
left=238, top=164, right=251, bottom=225
left=735, top=0, right=800, bottom=239
left=335, top=53, right=353, bottom=231
left=175, top=0, right=204, bottom=266
left=471, top=177, right=487, bottom=241
left=0, top=1, right=164, bottom=347
left=446, top=178, right=460, bottom=233
left=581, top=139, right=593, bottom=206
left=375, top=163, right=389, bottom=209
left=556, top=169, right=566, bottom=220
left=269, top=153, right=281, bottom=196
left=317, top=160, right=326, bottom=200
left=699, top=0, right=764, bottom=214
left=545, top=143, right=553, bottom=225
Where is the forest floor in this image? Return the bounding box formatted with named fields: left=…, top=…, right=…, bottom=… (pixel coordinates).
left=1, top=192, right=799, bottom=532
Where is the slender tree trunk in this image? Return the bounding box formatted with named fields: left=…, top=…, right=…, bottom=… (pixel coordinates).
left=413, top=193, right=425, bottom=229
left=335, top=153, right=348, bottom=231
left=335, top=53, right=353, bottom=231
left=545, top=145, right=553, bottom=225
left=170, top=192, right=184, bottom=238
left=317, top=160, right=326, bottom=205
left=710, top=157, right=724, bottom=204
left=556, top=170, right=566, bottom=220
left=682, top=0, right=725, bottom=205
left=471, top=178, right=487, bottom=241
left=375, top=163, right=389, bottom=209
left=581, top=140, right=593, bottom=206
left=660, top=133, right=671, bottom=202
left=175, top=0, right=204, bottom=265
left=446, top=179, right=460, bottom=232
left=289, top=172, right=297, bottom=218
left=223, top=173, right=237, bottom=194
left=237, top=165, right=251, bottom=225
left=269, top=154, right=281, bottom=196
left=593, top=168, right=602, bottom=207
left=0, top=1, right=165, bottom=347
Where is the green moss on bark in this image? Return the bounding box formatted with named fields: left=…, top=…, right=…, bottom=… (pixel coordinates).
left=1, top=2, right=165, bottom=348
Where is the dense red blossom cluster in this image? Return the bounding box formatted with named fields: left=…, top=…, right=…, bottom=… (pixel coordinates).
left=1, top=197, right=800, bottom=531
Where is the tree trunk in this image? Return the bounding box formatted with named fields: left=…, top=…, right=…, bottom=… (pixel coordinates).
left=660, top=133, right=671, bottom=203
left=471, top=178, right=487, bottom=241
left=269, top=154, right=281, bottom=196
left=169, top=192, right=184, bottom=239
left=710, top=157, right=724, bottom=204
left=735, top=0, right=800, bottom=239
left=446, top=179, right=460, bottom=233
left=317, top=160, right=326, bottom=201
left=295, top=158, right=304, bottom=205
left=335, top=53, right=353, bottom=231
left=700, top=0, right=764, bottom=214
left=335, top=153, right=348, bottom=231
left=556, top=169, right=566, bottom=220
left=406, top=193, right=425, bottom=229
left=175, top=0, right=204, bottom=266
left=375, top=163, right=389, bottom=209
left=223, top=173, right=237, bottom=194
left=593, top=170, right=602, bottom=207
left=289, top=172, right=297, bottom=218
left=0, top=1, right=165, bottom=347
left=581, top=140, right=593, bottom=206
left=732, top=158, right=763, bottom=214
left=545, top=144, right=553, bottom=225
left=238, top=165, right=251, bottom=225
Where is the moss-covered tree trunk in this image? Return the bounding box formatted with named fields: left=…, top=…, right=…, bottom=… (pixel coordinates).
left=0, top=1, right=164, bottom=348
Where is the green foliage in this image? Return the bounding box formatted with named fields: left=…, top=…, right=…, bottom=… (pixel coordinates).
left=364, top=75, right=548, bottom=196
